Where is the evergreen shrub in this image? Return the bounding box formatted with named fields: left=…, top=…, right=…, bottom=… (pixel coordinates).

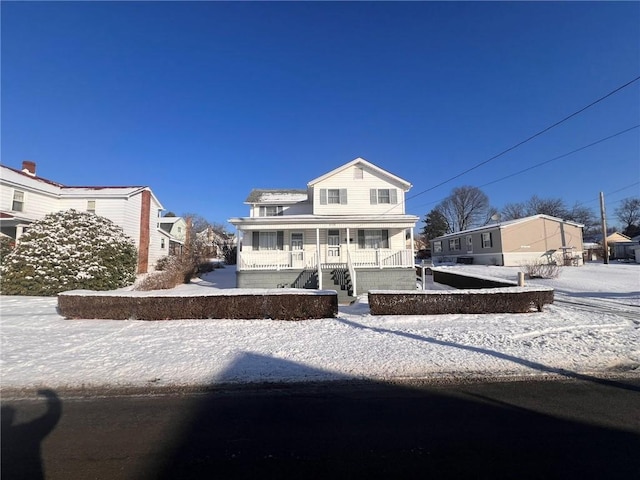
left=0, top=209, right=137, bottom=296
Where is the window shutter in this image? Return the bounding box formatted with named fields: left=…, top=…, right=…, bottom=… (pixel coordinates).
left=358, top=230, right=365, bottom=248
left=259, top=206, right=265, bottom=217
left=382, top=230, right=389, bottom=248
left=277, top=231, right=284, bottom=250
left=252, top=232, right=259, bottom=250
left=370, top=189, right=378, bottom=205
left=390, top=189, right=398, bottom=204
left=340, top=189, right=348, bottom=204
left=320, top=189, right=327, bottom=205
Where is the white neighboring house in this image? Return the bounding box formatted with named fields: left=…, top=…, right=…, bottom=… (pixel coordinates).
left=158, top=216, right=187, bottom=256
left=228, top=158, right=419, bottom=300
left=1, top=161, right=169, bottom=273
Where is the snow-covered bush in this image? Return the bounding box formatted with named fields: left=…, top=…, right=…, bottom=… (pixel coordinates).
left=0, top=210, right=137, bottom=296
left=0, top=236, right=16, bottom=261
left=520, top=258, right=562, bottom=279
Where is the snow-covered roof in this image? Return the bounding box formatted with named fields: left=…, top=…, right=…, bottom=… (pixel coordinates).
left=245, top=189, right=308, bottom=204
left=158, top=216, right=184, bottom=225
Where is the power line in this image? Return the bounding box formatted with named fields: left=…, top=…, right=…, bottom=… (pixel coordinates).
left=406, top=75, right=640, bottom=203
left=409, top=125, right=639, bottom=212
left=478, top=125, right=640, bottom=189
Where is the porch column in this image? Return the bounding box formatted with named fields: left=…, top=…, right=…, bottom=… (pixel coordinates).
left=410, top=227, right=415, bottom=266
left=316, top=228, right=322, bottom=289
left=236, top=226, right=242, bottom=271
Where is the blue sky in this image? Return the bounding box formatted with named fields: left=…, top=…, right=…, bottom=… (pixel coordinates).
left=2, top=1, right=639, bottom=230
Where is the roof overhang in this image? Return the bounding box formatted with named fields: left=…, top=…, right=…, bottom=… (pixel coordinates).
left=228, top=214, right=419, bottom=231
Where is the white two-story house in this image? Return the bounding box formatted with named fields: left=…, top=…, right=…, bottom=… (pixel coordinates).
left=1, top=161, right=170, bottom=273
left=228, top=158, right=419, bottom=300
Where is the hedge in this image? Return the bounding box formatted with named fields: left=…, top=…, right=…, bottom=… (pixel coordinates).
left=58, top=289, right=338, bottom=321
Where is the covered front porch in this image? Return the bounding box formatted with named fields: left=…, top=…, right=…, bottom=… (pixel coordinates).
left=231, top=221, right=416, bottom=296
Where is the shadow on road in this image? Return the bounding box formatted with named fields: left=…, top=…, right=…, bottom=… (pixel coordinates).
left=143, top=354, right=640, bottom=480
left=1, top=389, right=62, bottom=480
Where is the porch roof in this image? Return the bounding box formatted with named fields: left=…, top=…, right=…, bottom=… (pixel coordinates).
left=228, top=214, right=418, bottom=231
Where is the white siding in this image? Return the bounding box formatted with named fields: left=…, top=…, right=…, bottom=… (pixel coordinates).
left=312, top=164, right=406, bottom=215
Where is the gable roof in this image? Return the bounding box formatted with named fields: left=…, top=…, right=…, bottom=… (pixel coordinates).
left=431, top=214, right=584, bottom=241
left=1, top=163, right=164, bottom=209
left=307, top=157, right=412, bottom=190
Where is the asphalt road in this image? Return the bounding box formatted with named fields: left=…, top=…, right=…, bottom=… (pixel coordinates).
left=2, top=378, right=639, bottom=480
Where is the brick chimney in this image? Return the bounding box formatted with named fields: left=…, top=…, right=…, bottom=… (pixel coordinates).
left=22, top=160, right=36, bottom=176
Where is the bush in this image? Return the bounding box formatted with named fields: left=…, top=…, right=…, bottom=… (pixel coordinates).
left=521, top=259, right=562, bottom=279
left=0, top=236, right=16, bottom=262
left=136, top=255, right=196, bottom=291
left=0, top=210, right=137, bottom=296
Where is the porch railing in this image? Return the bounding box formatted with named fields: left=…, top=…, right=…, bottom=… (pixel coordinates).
left=348, top=249, right=414, bottom=268
left=238, top=250, right=317, bottom=271
left=238, top=249, right=413, bottom=271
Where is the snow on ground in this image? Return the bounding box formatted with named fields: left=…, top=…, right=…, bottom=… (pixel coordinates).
left=1, top=263, right=639, bottom=390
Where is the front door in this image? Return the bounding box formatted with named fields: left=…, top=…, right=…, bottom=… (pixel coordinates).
left=327, top=230, right=341, bottom=260
left=291, top=232, right=304, bottom=267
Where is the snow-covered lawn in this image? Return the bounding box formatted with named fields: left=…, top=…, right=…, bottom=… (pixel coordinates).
left=1, top=262, right=638, bottom=390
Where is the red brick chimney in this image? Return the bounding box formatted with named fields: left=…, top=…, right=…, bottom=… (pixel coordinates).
left=22, top=160, right=36, bottom=176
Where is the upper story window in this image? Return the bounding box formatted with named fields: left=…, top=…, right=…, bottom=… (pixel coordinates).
left=354, top=167, right=364, bottom=180
left=449, top=238, right=461, bottom=251
left=319, top=189, right=347, bottom=205
left=12, top=190, right=24, bottom=212
left=259, top=205, right=284, bottom=217
left=87, top=200, right=96, bottom=214
left=482, top=232, right=493, bottom=248
left=370, top=189, right=397, bottom=205
left=433, top=241, right=442, bottom=253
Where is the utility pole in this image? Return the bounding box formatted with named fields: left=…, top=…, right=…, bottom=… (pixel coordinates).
left=600, top=192, right=609, bottom=264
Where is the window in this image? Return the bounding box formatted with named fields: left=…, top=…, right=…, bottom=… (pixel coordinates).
left=319, top=189, right=347, bottom=205
left=12, top=191, right=24, bottom=212
left=357, top=229, right=389, bottom=249
left=482, top=232, right=493, bottom=248
left=449, top=238, right=461, bottom=251
left=259, top=206, right=283, bottom=217
left=370, top=189, right=397, bottom=205
left=327, top=189, right=341, bottom=204
left=87, top=200, right=96, bottom=214
left=161, top=238, right=166, bottom=249
left=291, top=232, right=303, bottom=250
left=354, top=167, right=364, bottom=179
left=252, top=231, right=284, bottom=250
left=433, top=241, right=442, bottom=253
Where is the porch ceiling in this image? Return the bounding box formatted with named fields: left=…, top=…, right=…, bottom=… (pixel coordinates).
left=228, top=214, right=419, bottom=231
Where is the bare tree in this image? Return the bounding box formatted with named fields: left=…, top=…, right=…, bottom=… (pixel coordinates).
left=501, top=202, right=528, bottom=221
left=566, top=203, right=598, bottom=236
left=614, top=197, right=640, bottom=237
left=525, top=195, right=568, bottom=218
left=435, top=186, right=494, bottom=232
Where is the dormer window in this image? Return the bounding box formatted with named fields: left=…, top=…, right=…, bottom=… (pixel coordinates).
left=259, top=206, right=283, bottom=217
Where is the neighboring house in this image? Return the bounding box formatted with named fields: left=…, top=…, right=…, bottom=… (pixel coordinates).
left=196, top=226, right=235, bottom=259
left=429, top=214, right=584, bottom=267
left=228, top=158, right=419, bottom=300
left=1, top=161, right=168, bottom=273
left=158, top=216, right=187, bottom=256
